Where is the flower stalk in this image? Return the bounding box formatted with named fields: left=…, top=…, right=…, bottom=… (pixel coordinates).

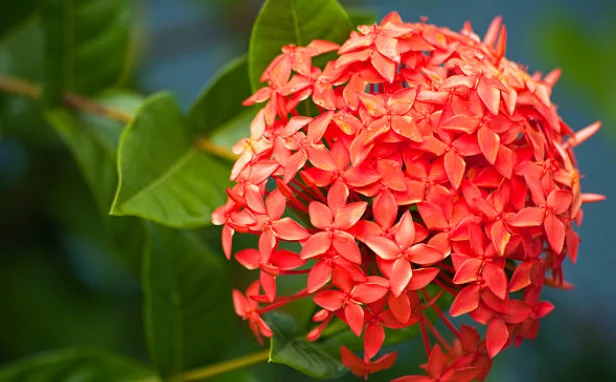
left=0, top=73, right=236, bottom=161
left=180, top=349, right=270, bottom=381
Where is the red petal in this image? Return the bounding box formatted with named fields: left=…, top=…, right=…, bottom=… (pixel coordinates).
left=232, top=290, right=248, bottom=316
left=444, top=150, right=465, bottom=189
left=441, top=74, right=477, bottom=90
left=375, top=35, right=400, bottom=62
left=508, top=261, right=533, bottom=292
left=307, top=145, right=337, bottom=171
left=392, top=116, right=422, bottom=142
left=417, top=202, right=449, bottom=230
left=490, top=220, right=511, bottom=256
left=364, top=322, right=386, bottom=359
left=390, top=258, right=413, bottom=296
left=244, top=185, right=267, bottom=215
left=260, top=272, right=277, bottom=302
left=307, top=111, right=334, bottom=143
left=234, top=249, right=260, bottom=270
left=327, top=181, right=349, bottom=214
left=358, top=93, right=387, bottom=116
left=307, top=260, right=333, bottom=293
left=343, top=74, right=366, bottom=110
left=407, top=267, right=440, bottom=290
left=477, top=78, right=500, bottom=115
left=374, top=190, right=397, bottom=229
left=440, top=113, right=479, bottom=134
left=407, top=244, right=443, bottom=265
left=365, top=236, right=402, bottom=260
left=222, top=224, right=234, bottom=260
left=272, top=249, right=305, bottom=270
left=486, top=317, right=509, bottom=358
left=371, top=51, right=396, bottom=83
left=340, top=346, right=366, bottom=377
left=352, top=282, right=389, bottom=304
left=335, top=201, right=368, bottom=230
left=452, top=258, right=482, bottom=284
left=333, top=232, right=362, bottom=264
left=300, top=231, right=332, bottom=259
left=370, top=351, right=398, bottom=373
left=483, top=16, right=502, bottom=46
left=389, top=88, right=417, bottom=114
left=536, top=301, right=555, bottom=318
left=308, top=202, right=333, bottom=229
left=427, top=344, right=447, bottom=378
left=494, top=145, right=514, bottom=179
left=544, top=213, right=566, bottom=253
left=265, top=189, right=286, bottom=220
left=449, top=284, right=481, bottom=317
left=388, top=292, right=411, bottom=323
left=478, top=126, right=500, bottom=164
left=314, top=290, right=346, bottom=311
left=566, top=227, right=580, bottom=264
left=482, top=263, right=508, bottom=300
left=508, top=207, right=544, bottom=227
left=394, top=211, right=416, bottom=249
left=345, top=303, right=365, bottom=336
left=272, top=218, right=309, bottom=241
left=547, top=190, right=573, bottom=215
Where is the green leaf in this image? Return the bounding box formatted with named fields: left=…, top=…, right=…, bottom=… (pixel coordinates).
left=188, top=56, right=253, bottom=137
left=0, top=347, right=157, bottom=382
left=0, top=1, right=39, bottom=39
left=346, top=8, right=377, bottom=28
left=45, top=91, right=146, bottom=276
left=268, top=313, right=347, bottom=380
left=46, top=91, right=142, bottom=210
left=142, top=223, right=234, bottom=378
left=111, top=92, right=230, bottom=228
left=248, top=0, right=352, bottom=91
left=41, top=0, right=132, bottom=102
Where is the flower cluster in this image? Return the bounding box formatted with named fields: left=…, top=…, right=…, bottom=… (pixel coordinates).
left=212, top=12, right=603, bottom=381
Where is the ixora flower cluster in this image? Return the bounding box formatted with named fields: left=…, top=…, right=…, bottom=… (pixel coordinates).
left=213, top=12, right=603, bottom=381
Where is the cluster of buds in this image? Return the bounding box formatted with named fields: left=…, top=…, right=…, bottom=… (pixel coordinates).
left=212, top=12, right=603, bottom=381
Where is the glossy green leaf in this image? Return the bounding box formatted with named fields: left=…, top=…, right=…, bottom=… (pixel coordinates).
left=143, top=223, right=233, bottom=377
left=188, top=55, right=254, bottom=137
left=248, top=0, right=352, bottom=91
left=45, top=91, right=145, bottom=276
left=0, top=347, right=157, bottom=382
left=41, top=0, right=131, bottom=102
left=268, top=313, right=347, bottom=379
left=111, top=92, right=230, bottom=228
left=46, top=92, right=142, bottom=210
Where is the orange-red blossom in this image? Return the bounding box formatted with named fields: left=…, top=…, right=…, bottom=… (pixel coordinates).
left=213, top=12, right=603, bottom=381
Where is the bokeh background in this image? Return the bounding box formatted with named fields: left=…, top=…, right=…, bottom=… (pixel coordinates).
left=1, top=0, right=614, bottom=381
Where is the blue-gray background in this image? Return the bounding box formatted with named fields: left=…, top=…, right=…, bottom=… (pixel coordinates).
left=0, top=0, right=614, bottom=381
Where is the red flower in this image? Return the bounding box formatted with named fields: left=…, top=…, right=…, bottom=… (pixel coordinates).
left=364, top=211, right=443, bottom=296
left=393, top=344, right=479, bottom=382
left=232, top=282, right=273, bottom=345
left=213, top=11, right=602, bottom=381
left=313, top=270, right=389, bottom=336
left=341, top=346, right=397, bottom=380
left=300, top=181, right=367, bottom=264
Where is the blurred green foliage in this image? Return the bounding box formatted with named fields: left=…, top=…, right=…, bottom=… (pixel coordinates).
left=0, top=1, right=614, bottom=382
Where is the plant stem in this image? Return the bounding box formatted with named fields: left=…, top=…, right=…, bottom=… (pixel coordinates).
left=181, top=349, right=270, bottom=381
left=0, top=73, right=237, bottom=161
